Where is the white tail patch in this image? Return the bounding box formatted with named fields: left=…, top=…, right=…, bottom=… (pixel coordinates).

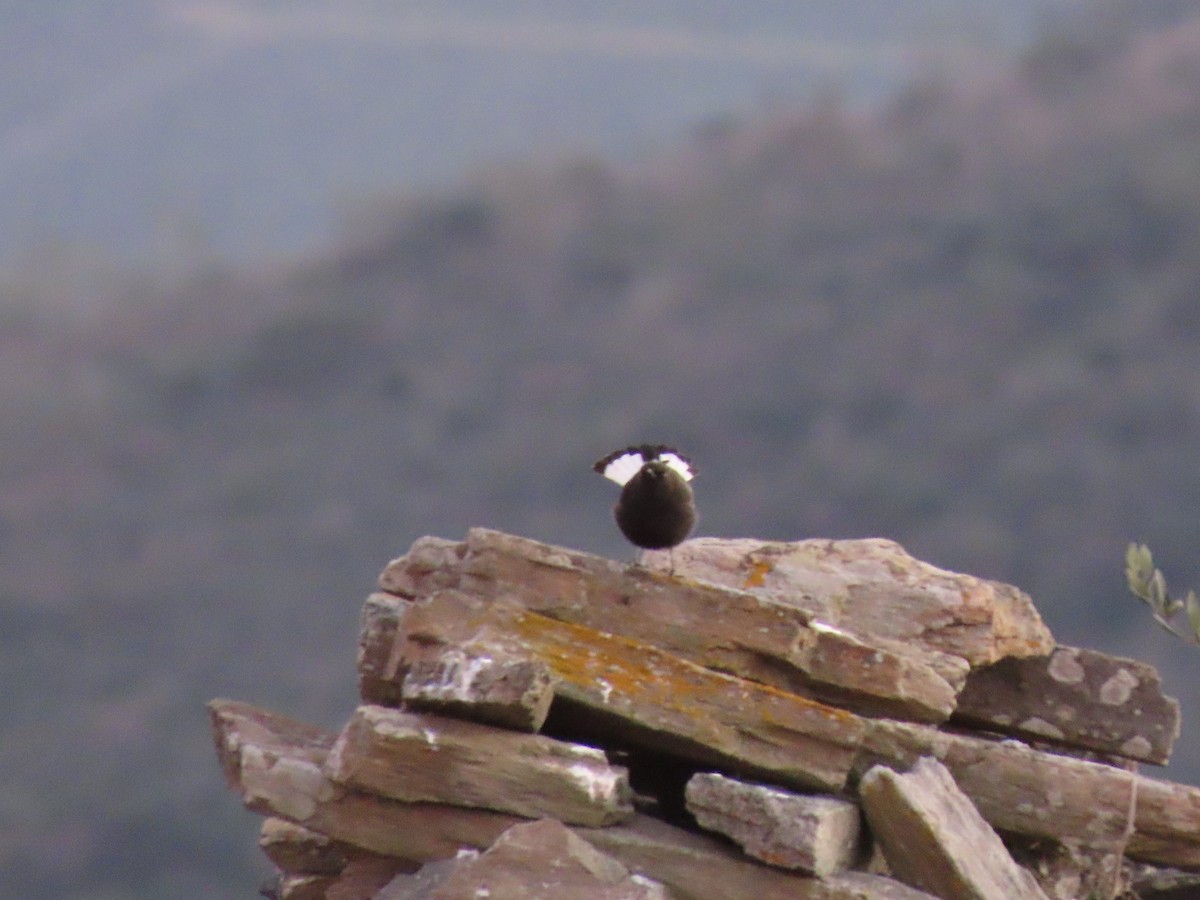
left=596, top=446, right=695, bottom=485
left=598, top=451, right=647, bottom=485
left=658, top=451, right=695, bottom=481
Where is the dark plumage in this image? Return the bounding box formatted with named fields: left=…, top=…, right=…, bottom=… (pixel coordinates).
left=593, top=444, right=697, bottom=554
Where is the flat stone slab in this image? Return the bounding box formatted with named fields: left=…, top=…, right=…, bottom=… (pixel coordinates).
left=854, top=718, right=1200, bottom=871
left=377, top=818, right=667, bottom=899
left=685, top=772, right=863, bottom=875
left=385, top=589, right=868, bottom=793
left=859, top=757, right=1049, bottom=899
left=211, top=699, right=931, bottom=900
left=210, top=699, right=522, bottom=861
left=647, top=534, right=1054, bottom=666
left=954, top=644, right=1180, bottom=765
left=578, top=812, right=937, bottom=900
left=380, top=530, right=968, bottom=722
left=325, top=706, right=633, bottom=826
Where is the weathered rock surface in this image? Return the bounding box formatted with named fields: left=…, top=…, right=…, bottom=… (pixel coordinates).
left=211, top=699, right=522, bottom=861
left=644, top=534, right=1055, bottom=665
left=1007, top=834, right=1132, bottom=900
left=268, top=873, right=331, bottom=900
left=362, top=590, right=556, bottom=733
left=380, top=529, right=985, bottom=721
left=1128, top=864, right=1200, bottom=899
left=259, top=818, right=358, bottom=876
left=358, top=591, right=407, bottom=707
left=576, top=811, right=937, bottom=900
left=853, top=718, right=1200, bottom=870
left=384, top=588, right=867, bottom=792
left=377, top=818, right=667, bottom=899
left=213, top=698, right=930, bottom=899
left=212, top=528, right=1200, bottom=899
left=859, top=757, right=1049, bottom=899
left=258, top=817, right=420, bottom=885
left=326, top=858, right=414, bottom=900
left=325, top=705, right=633, bottom=826
left=685, top=772, right=863, bottom=875
left=954, top=644, right=1180, bottom=765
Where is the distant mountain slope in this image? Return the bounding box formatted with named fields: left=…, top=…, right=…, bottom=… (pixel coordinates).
left=0, top=0, right=1049, bottom=270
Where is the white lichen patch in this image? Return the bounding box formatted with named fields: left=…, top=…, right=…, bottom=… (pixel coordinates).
left=1100, top=668, right=1139, bottom=706
left=809, top=620, right=853, bottom=639
left=1055, top=704, right=1078, bottom=724
left=537, top=549, right=576, bottom=570
left=362, top=707, right=419, bottom=737
left=1121, top=735, right=1153, bottom=759
left=564, top=762, right=623, bottom=803
left=324, top=731, right=348, bottom=777
left=556, top=743, right=608, bottom=763
left=241, top=745, right=334, bottom=822
left=1047, top=649, right=1085, bottom=684
left=357, top=707, right=445, bottom=751
left=1019, top=717, right=1066, bottom=740
left=596, top=679, right=614, bottom=704
left=404, top=651, right=495, bottom=702
left=1013, top=799, right=1054, bottom=824
left=1045, top=781, right=1066, bottom=809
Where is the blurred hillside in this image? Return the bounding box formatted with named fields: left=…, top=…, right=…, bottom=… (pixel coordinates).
left=2, top=0, right=1047, bottom=269
left=6, top=1, right=1200, bottom=896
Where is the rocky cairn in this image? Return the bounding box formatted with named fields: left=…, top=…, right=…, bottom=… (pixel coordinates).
left=211, top=529, right=1199, bottom=899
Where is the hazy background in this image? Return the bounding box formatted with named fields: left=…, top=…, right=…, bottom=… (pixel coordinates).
left=6, top=1, right=1200, bottom=896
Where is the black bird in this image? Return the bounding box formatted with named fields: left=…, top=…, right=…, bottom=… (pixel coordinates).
left=593, top=445, right=697, bottom=563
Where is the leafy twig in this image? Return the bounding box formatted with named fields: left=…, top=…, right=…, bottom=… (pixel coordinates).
left=1125, top=542, right=1200, bottom=645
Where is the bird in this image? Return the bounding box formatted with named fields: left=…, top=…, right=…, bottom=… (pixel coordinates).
left=593, top=444, right=697, bottom=567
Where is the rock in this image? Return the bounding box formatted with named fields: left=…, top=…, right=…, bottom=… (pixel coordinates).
left=401, top=649, right=556, bottom=733
left=325, top=706, right=633, bottom=826
left=379, top=535, right=464, bottom=597
left=326, top=858, right=416, bottom=900
left=267, top=855, right=415, bottom=900
left=1125, top=774, right=1200, bottom=869
left=853, top=719, right=1200, bottom=870
left=274, top=874, right=331, bottom=899
left=387, top=589, right=867, bottom=792
left=209, top=699, right=522, bottom=861
left=358, top=592, right=409, bottom=707
left=380, top=529, right=964, bottom=722
left=684, top=772, right=863, bottom=875
left=260, top=818, right=355, bottom=876
left=954, top=644, right=1180, bottom=765
left=1128, top=863, right=1200, bottom=899
left=1006, top=835, right=1131, bottom=900
left=577, top=811, right=936, bottom=900
left=362, top=593, right=556, bottom=733
left=377, top=818, right=667, bottom=899
left=858, top=757, right=1049, bottom=899
left=657, top=535, right=1054, bottom=666
left=213, top=699, right=929, bottom=900
left=213, top=528, right=1200, bottom=900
